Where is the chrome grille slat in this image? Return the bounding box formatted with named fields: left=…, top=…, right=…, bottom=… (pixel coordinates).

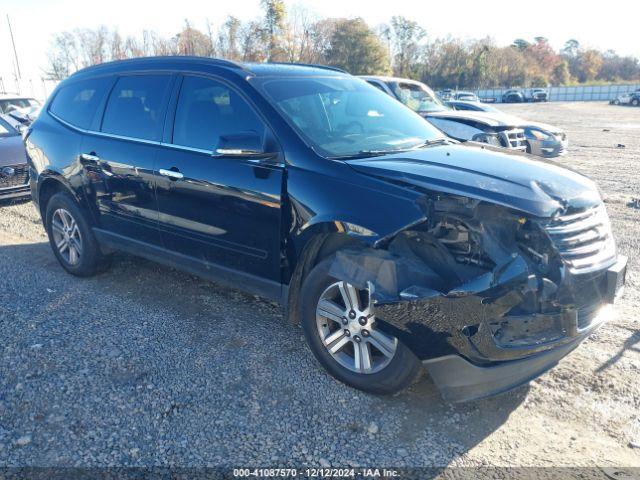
left=0, top=164, right=29, bottom=190
left=543, top=205, right=616, bottom=274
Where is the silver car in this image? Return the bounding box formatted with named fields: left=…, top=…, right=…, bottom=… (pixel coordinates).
left=0, top=114, right=30, bottom=202
left=445, top=100, right=568, bottom=158
left=360, top=77, right=527, bottom=153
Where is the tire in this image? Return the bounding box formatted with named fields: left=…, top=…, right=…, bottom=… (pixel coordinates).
left=613, top=100, right=620, bottom=105
left=299, top=255, right=421, bottom=395
left=44, top=192, right=108, bottom=277
left=632, top=99, right=640, bottom=107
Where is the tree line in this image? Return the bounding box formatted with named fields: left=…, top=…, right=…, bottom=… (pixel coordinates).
left=46, top=0, right=640, bottom=89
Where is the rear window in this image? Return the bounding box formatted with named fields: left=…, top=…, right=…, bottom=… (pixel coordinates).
left=101, top=75, right=172, bottom=141
left=49, top=77, right=112, bottom=129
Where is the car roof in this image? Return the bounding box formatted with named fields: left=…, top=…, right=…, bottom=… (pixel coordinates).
left=69, top=56, right=349, bottom=80
left=0, top=94, right=36, bottom=100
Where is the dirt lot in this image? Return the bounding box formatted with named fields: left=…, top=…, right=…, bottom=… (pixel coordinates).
left=0, top=101, right=638, bottom=472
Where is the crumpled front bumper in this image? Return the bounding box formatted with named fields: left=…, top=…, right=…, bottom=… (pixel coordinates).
left=423, top=304, right=614, bottom=402
left=371, top=254, right=627, bottom=402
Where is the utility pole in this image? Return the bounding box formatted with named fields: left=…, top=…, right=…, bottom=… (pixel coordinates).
left=7, top=15, right=21, bottom=80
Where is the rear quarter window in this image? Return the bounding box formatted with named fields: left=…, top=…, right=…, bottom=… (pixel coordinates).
left=49, top=77, right=112, bottom=129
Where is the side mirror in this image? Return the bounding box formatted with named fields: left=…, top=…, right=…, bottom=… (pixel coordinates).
left=215, top=132, right=270, bottom=157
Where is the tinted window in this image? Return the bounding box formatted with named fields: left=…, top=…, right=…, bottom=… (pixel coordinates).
left=49, top=77, right=111, bottom=129
left=101, top=75, right=171, bottom=141
left=173, top=76, right=265, bottom=151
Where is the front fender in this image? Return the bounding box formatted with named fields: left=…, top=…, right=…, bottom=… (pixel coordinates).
left=285, top=164, right=427, bottom=279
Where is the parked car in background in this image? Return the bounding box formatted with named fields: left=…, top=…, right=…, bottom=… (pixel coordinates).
left=437, top=88, right=454, bottom=101
left=528, top=88, right=549, bottom=102
left=25, top=57, right=626, bottom=401
left=0, top=114, right=30, bottom=202
left=610, top=90, right=640, bottom=106
left=0, top=94, right=41, bottom=114
left=360, top=76, right=527, bottom=152
left=446, top=100, right=568, bottom=157
left=502, top=89, right=526, bottom=103
left=0, top=95, right=42, bottom=128
left=452, top=91, right=479, bottom=102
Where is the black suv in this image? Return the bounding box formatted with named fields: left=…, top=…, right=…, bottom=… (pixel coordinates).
left=26, top=57, right=626, bottom=401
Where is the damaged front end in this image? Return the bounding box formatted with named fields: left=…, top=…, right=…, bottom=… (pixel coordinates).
left=328, top=195, right=627, bottom=402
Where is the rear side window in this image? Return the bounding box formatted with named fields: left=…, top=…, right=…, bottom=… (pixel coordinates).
left=172, top=75, right=265, bottom=151
left=49, top=77, right=111, bottom=129
left=101, top=75, right=172, bottom=141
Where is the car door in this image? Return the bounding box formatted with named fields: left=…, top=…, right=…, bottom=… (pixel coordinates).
left=154, top=74, right=284, bottom=293
left=81, top=73, right=174, bottom=245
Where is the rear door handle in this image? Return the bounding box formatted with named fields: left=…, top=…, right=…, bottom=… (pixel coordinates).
left=159, top=168, right=184, bottom=180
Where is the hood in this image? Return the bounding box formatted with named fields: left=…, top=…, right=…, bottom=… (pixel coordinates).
left=519, top=120, right=564, bottom=135
left=0, top=135, right=27, bottom=167
left=424, top=110, right=521, bottom=128
left=347, top=144, right=601, bottom=218
left=426, top=110, right=564, bottom=135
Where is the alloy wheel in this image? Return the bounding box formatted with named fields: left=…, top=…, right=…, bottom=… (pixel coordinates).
left=315, top=281, right=397, bottom=374
left=51, top=208, right=83, bottom=266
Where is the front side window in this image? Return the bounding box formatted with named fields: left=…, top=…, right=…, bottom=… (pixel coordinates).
left=101, top=75, right=172, bottom=141
left=392, top=82, right=449, bottom=114
left=256, top=76, right=444, bottom=158
left=173, top=75, right=265, bottom=151
left=49, top=77, right=112, bottom=129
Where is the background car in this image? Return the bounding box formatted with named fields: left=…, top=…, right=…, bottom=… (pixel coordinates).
left=0, top=94, right=41, bottom=115
left=0, top=114, right=30, bottom=203
left=437, top=88, right=454, bottom=101
left=528, top=88, right=549, bottom=102
left=360, top=76, right=527, bottom=152
left=610, top=90, right=640, bottom=106
left=502, top=89, right=526, bottom=103
left=452, top=90, right=479, bottom=102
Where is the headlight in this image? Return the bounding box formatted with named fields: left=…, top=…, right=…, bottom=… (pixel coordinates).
left=525, top=128, right=552, bottom=141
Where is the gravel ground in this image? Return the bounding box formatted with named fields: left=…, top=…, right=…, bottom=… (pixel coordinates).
left=0, top=102, right=638, bottom=472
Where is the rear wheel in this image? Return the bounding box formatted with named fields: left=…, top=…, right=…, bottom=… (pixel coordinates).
left=300, top=255, right=421, bottom=394
left=632, top=98, right=640, bottom=107
left=45, top=192, right=109, bottom=277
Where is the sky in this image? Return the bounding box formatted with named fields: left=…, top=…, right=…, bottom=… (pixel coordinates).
left=1, top=0, right=639, bottom=85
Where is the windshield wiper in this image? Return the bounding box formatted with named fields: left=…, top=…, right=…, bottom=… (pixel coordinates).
left=327, top=138, right=453, bottom=160
left=327, top=148, right=411, bottom=160
left=410, top=138, right=452, bottom=149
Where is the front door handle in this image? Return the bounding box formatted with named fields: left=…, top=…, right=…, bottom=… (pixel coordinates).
left=159, top=168, right=184, bottom=180
left=80, top=153, right=100, bottom=161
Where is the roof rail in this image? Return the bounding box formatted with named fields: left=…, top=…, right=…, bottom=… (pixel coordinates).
left=264, top=62, right=347, bottom=73
left=76, top=56, right=250, bottom=74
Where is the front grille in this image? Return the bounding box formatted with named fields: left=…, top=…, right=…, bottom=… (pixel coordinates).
left=543, top=205, right=616, bottom=274
left=0, top=164, right=29, bottom=189
left=501, top=129, right=527, bottom=151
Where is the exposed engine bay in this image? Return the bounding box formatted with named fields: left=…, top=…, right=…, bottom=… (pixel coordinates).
left=329, top=194, right=624, bottom=371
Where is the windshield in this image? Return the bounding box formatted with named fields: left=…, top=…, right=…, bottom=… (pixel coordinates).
left=0, top=98, right=40, bottom=114
left=256, top=76, right=445, bottom=158
left=391, top=82, right=449, bottom=114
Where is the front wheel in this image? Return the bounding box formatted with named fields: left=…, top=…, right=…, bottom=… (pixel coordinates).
left=632, top=99, right=640, bottom=107
left=45, top=192, right=109, bottom=277
left=300, top=255, right=421, bottom=394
